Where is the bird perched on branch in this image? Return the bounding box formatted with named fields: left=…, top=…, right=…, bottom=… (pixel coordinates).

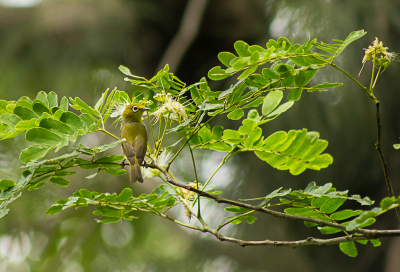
left=120, top=103, right=149, bottom=182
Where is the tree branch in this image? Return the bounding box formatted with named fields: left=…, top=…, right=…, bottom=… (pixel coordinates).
left=207, top=232, right=377, bottom=248
left=374, top=100, right=400, bottom=220
left=159, top=170, right=400, bottom=238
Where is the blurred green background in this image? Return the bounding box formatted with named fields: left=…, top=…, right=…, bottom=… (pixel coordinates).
left=1, top=0, right=400, bottom=271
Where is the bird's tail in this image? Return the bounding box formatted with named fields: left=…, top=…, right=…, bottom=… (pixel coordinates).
left=130, top=157, right=143, bottom=183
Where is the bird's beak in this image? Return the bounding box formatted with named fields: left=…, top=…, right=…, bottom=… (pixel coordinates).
left=142, top=107, right=150, bottom=111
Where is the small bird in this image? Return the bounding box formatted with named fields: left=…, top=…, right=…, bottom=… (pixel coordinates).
left=120, top=103, right=149, bottom=183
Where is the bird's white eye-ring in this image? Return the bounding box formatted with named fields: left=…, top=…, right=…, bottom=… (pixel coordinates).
left=132, top=106, right=139, bottom=112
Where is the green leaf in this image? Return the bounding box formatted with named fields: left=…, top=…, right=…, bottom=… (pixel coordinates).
left=295, top=70, right=306, bottom=87
left=227, top=109, right=244, bottom=120
left=247, top=109, right=261, bottom=122
left=80, top=114, right=96, bottom=130
left=13, top=106, right=38, bottom=120
left=60, top=97, right=69, bottom=111
left=246, top=216, right=256, bottom=224
left=222, top=130, right=243, bottom=144
left=306, top=182, right=330, bottom=195
left=225, top=206, right=250, bottom=213
left=32, top=100, right=51, bottom=116
left=284, top=207, right=314, bottom=215
left=36, top=91, right=49, bottom=106
left=339, top=241, right=357, bottom=257
left=116, top=188, right=133, bottom=202
left=0, top=208, right=10, bottom=219
left=19, top=144, right=53, bottom=164
left=262, top=131, right=288, bottom=149
left=274, top=64, right=294, bottom=74
left=330, top=210, right=363, bottom=221
left=15, top=119, right=38, bottom=131
left=262, top=91, right=283, bottom=116
left=0, top=113, right=22, bottom=127
left=309, top=82, right=343, bottom=91
left=50, top=177, right=70, bottom=187
left=232, top=59, right=249, bottom=71
left=200, top=142, right=233, bottom=152
left=218, top=52, right=236, bottom=67
left=380, top=197, right=396, bottom=210
left=208, top=66, right=230, bottom=81
left=48, top=92, right=58, bottom=108
left=287, top=88, right=303, bottom=101
left=262, top=68, right=280, bottom=80
left=266, top=101, right=294, bottom=117
left=79, top=189, right=93, bottom=199
left=70, top=97, right=101, bottom=119
left=26, top=127, right=62, bottom=145
left=335, top=30, right=367, bottom=57
left=320, top=198, right=347, bottom=214
left=244, top=127, right=262, bottom=148
left=237, top=65, right=258, bottom=79
left=0, top=100, right=12, bottom=115
left=303, top=68, right=319, bottom=85
left=198, top=124, right=212, bottom=143
left=0, top=179, right=16, bottom=190
left=230, top=216, right=246, bottom=225
left=96, top=217, right=121, bottom=224
left=318, top=226, right=343, bottom=235
left=39, top=118, right=75, bottom=136
left=255, top=129, right=332, bottom=175
left=238, top=119, right=257, bottom=134
left=211, top=126, right=224, bottom=140
left=371, top=239, right=381, bottom=247
left=104, top=168, right=126, bottom=176
left=234, top=40, right=251, bottom=57
left=59, top=112, right=85, bottom=131
left=46, top=205, right=63, bottom=215
left=249, top=51, right=260, bottom=64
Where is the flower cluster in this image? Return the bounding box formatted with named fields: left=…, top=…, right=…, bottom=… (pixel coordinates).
left=152, top=92, right=188, bottom=124
left=110, top=100, right=130, bottom=120
left=177, top=182, right=201, bottom=220
left=362, top=37, right=399, bottom=67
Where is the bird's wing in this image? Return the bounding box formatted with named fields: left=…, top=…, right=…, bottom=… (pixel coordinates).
left=120, top=123, right=147, bottom=165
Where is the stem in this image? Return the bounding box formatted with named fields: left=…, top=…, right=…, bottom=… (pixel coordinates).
left=156, top=114, right=170, bottom=157
left=191, top=150, right=238, bottom=208
left=187, top=143, right=201, bottom=216
left=166, top=113, right=220, bottom=171
left=97, top=129, right=120, bottom=140
left=216, top=210, right=257, bottom=231
left=329, top=64, right=374, bottom=99
left=372, top=66, right=382, bottom=90
left=370, top=49, right=377, bottom=92
left=374, top=101, right=400, bottom=220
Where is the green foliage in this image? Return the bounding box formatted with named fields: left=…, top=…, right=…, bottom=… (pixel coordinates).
left=225, top=182, right=383, bottom=256
left=46, top=184, right=177, bottom=223
left=0, top=29, right=397, bottom=258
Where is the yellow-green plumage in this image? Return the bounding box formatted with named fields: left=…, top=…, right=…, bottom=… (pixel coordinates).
left=120, top=103, right=149, bottom=183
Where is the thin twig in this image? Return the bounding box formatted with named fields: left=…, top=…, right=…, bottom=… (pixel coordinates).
left=374, top=101, right=400, bottom=220
left=187, top=143, right=201, bottom=216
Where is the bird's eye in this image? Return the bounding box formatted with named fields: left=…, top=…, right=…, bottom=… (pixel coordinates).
left=132, top=106, right=138, bottom=112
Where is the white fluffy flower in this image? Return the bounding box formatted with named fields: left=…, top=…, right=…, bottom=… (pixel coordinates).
left=152, top=95, right=188, bottom=123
